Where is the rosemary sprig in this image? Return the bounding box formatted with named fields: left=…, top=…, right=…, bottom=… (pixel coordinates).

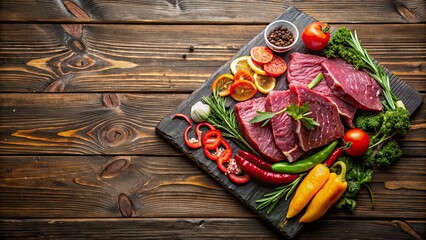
left=202, top=89, right=258, bottom=155
left=250, top=102, right=320, bottom=130
left=256, top=174, right=305, bottom=214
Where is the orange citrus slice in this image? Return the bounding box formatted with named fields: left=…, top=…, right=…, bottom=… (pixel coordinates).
left=254, top=73, right=276, bottom=94
left=211, top=73, right=234, bottom=96
left=230, top=56, right=255, bottom=76
left=247, top=56, right=266, bottom=75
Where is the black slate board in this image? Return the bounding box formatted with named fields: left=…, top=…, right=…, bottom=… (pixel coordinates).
left=156, top=7, right=424, bottom=239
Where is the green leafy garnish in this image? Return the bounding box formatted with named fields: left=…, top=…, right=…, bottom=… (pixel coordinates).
left=250, top=102, right=320, bottom=130
left=334, top=160, right=374, bottom=211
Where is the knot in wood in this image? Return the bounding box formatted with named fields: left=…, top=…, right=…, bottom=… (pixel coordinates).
left=44, top=80, right=66, bottom=92
left=102, top=93, right=120, bottom=108
left=69, top=55, right=94, bottom=69
left=118, top=193, right=133, bottom=217
left=100, top=157, right=131, bottom=179
left=102, top=125, right=129, bottom=146
left=396, top=3, right=417, bottom=23
left=69, top=39, right=86, bottom=53
left=61, top=24, right=83, bottom=38
left=63, top=0, right=91, bottom=21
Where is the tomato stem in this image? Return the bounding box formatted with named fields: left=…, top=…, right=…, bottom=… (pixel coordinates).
left=320, top=23, right=330, bottom=34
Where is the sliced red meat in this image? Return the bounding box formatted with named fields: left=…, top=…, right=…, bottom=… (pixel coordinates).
left=287, top=52, right=357, bottom=127
left=265, top=90, right=305, bottom=162
left=289, top=84, right=344, bottom=152
left=234, top=97, right=285, bottom=162
left=322, top=58, right=382, bottom=112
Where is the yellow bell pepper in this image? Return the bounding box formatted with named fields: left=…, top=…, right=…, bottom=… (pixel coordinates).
left=286, top=164, right=330, bottom=219
left=299, top=161, right=347, bottom=223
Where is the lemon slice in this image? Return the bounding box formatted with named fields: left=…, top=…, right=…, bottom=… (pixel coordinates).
left=230, top=56, right=255, bottom=76
left=247, top=56, right=266, bottom=75
left=254, top=73, right=276, bottom=94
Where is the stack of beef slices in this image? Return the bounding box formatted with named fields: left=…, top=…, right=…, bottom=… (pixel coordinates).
left=235, top=52, right=382, bottom=163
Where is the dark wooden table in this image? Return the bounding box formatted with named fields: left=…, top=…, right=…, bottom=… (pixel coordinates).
left=0, top=1, right=425, bottom=239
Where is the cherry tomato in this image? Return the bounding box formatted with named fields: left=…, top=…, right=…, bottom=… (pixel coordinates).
left=263, top=55, right=287, bottom=77
left=301, top=22, right=330, bottom=51
left=211, top=73, right=234, bottom=96
left=343, top=128, right=370, bottom=156
left=234, top=70, right=254, bottom=82
left=250, top=46, right=274, bottom=64
left=229, top=80, right=257, bottom=101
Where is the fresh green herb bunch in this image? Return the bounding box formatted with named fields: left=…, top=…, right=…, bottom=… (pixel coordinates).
left=202, top=89, right=258, bottom=154
left=323, top=28, right=365, bottom=69
left=355, top=108, right=410, bottom=149
left=362, top=141, right=403, bottom=169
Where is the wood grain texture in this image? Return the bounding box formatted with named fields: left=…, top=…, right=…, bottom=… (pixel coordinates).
left=0, top=23, right=425, bottom=93
left=0, top=218, right=424, bottom=240
left=0, top=155, right=424, bottom=219
left=0, top=93, right=424, bottom=155
left=0, top=93, right=186, bottom=155
left=0, top=0, right=424, bottom=23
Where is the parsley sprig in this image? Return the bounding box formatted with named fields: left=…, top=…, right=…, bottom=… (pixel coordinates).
left=250, top=102, right=320, bottom=130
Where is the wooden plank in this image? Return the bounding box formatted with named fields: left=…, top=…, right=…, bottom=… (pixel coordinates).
left=155, top=8, right=424, bottom=239
left=0, top=23, right=425, bottom=93
left=0, top=218, right=424, bottom=240
left=0, top=155, right=424, bottom=219
left=0, top=93, right=185, bottom=155
left=0, top=0, right=424, bottom=23
left=0, top=93, right=424, bottom=155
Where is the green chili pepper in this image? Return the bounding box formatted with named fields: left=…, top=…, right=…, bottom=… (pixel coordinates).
left=271, top=140, right=339, bottom=174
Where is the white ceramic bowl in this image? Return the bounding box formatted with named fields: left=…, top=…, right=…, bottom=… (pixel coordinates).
left=264, top=20, right=299, bottom=53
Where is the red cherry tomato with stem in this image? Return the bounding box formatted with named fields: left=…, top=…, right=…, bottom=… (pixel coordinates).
left=343, top=128, right=370, bottom=156
left=301, top=22, right=330, bottom=51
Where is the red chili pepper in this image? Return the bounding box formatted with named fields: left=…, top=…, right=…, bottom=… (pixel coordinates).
left=217, top=148, right=232, bottom=173
left=196, top=122, right=216, bottom=131
left=228, top=172, right=251, bottom=184
left=173, top=114, right=202, bottom=149
left=234, top=154, right=298, bottom=185
left=324, top=147, right=344, bottom=168
left=238, top=150, right=272, bottom=171
left=202, top=130, right=223, bottom=150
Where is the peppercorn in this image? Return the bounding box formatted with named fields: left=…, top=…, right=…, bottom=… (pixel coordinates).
left=267, top=26, right=294, bottom=47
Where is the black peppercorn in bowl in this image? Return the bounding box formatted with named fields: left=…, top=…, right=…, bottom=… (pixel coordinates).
left=264, top=20, right=299, bottom=53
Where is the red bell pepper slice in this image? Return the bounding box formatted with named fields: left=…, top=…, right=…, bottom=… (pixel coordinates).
left=204, top=139, right=231, bottom=162
left=172, top=114, right=202, bottom=149
left=217, top=148, right=232, bottom=173
left=196, top=122, right=216, bottom=131
left=202, top=130, right=223, bottom=150
left=228, top=173, right=251, bottom=184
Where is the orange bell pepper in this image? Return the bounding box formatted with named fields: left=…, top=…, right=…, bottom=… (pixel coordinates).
left=299, top=161, right=348, bottom=223
left=286, top=164, right=330, bottom=219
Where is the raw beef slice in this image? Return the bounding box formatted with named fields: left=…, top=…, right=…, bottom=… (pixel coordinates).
left=322, top=58, right=382, bottom=112
left=265, top=90, right=305, bottom=162
left=287, top=52, right=357, bottom=127
left=234, top=97, right=285, bottom=162
left=289, top=84, right=344, bottom=152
